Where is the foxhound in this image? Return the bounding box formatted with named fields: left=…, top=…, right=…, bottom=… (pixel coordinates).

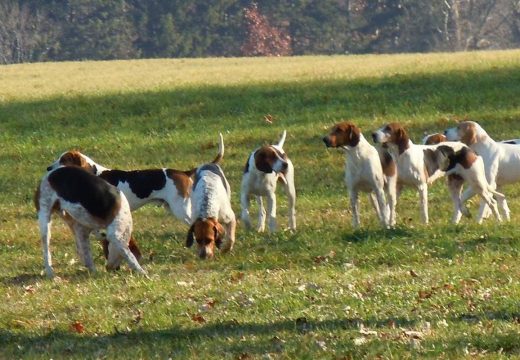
left=187, top=134, right=236, bottom=259
left=323, top=121, right=395, bottom=228
left=241, top=130, right=296, bottom=232
left=37, top=166, right=145, bottom=278
left=423, top=145, right=505, bottom=224
left=423, top=132, right=520, bottom=146
left=444, top=120, right=520, bottom=222
left=372, top=123, right=465, bottom=224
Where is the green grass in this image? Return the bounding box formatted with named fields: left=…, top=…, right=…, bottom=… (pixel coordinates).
left=1, top=51, right=520, bottom=359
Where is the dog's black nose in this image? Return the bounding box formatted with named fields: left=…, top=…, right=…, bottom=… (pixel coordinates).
left=371, top=133, right=378, bottom=142
left=443, top=130, right=448, bottom=135
left=281, top=162, right=288, bottom=170
left=322, top=136, right=330, bottom=147
left=46, top=166, right=52, bottom=171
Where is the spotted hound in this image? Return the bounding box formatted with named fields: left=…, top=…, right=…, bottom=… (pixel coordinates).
left=36, top=166, right=145, bottom=278
left=372, top=122, right=466, bottom=224
left=240, top=130, right=296, bottom=232
left=423, top=145, right=505, bottom=224
left=187, top=134, right=236, bottom=259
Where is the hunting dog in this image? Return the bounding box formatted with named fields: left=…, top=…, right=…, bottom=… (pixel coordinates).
left=423, top=145, right=505, bottom=224
left=36, top=166, right=145, bottom=278
left=241, top=130, right=296, bottom=232
left=323, top=121, right=396, bottom=228
left=187, top=134, right=236, bottom=259
left=372, top=122, right=465, bottom=224
left=444, top=120, right=520, bottom=222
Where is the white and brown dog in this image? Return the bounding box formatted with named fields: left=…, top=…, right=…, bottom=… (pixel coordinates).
left=187, top=134, right=236, bottom=259
left=240, top=130, right=296, bottom=232
left=444, top=120, right=520, bottom=222
left=46, top=147, right=204, bottom=258
left=372, top=123, right=466, bottom=224
left=423, top=145, right=505, bottom=224
left=423, top=132, right=520, bottom=146
left=323, top=121, right=395, bottom=228
left=36, top=166, right=146, bottom=278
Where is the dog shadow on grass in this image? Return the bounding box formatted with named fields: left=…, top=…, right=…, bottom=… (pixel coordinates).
left=340, top=226, right=415, bottom=244
left=2, top=311, right=519, bottom=358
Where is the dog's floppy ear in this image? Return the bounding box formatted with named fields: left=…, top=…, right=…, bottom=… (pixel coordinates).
left=348, top=125, right=361, bottom=147
left=436, top=145, right=455, bottom=171
left=186, top=224, right=195, bottom=248
left=214, top=222, right=225, bottom=249
left=254, top=148, right=273, bottom=173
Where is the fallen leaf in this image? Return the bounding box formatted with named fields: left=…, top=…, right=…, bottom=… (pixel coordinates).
left=409, top=269, right=419, bottom=277
left=132, top=309, right=143, bottom=324
left=71, top=321, right=85, bottom=334
left=191, top=314, right=206, bottom=323
left=264, top=114, right=274, bottom=124
left=24, top=285, right=36, bottom=294
left=230, top=272, right=245, bottom=283
left=418, top=290, right=433, bottom=300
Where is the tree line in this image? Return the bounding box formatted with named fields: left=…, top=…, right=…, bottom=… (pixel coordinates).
left=1, top=0, right=519, bottom=64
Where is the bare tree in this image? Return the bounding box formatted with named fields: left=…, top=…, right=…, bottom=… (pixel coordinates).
left=0, top=2, right=51, bottom=64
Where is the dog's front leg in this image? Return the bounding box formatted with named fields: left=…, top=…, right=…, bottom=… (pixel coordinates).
left=418, top=183, right=429, bottom=224
left=72, top=223, right=95, bottom=272
left=222, top=216, right=236, bottom=253
left=240, top=191, right=253, bottom=230
left=349, top=189, right=360, bottom=228
left=446, top=174, right=465, bottom=224
left=38, top=209, right=54, bottom=278
left=256, top=196, right=266, bottom=232
left=266, top=192, right=277, bottom=233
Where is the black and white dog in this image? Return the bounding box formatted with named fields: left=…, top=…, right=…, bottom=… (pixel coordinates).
left=37, top=166, right=146, bottom=277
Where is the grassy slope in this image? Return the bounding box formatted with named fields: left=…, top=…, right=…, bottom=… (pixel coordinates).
left=1, top=51, right=520, bottom=359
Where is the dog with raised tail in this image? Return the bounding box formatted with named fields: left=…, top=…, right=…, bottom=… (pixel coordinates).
left=187, top=133, right=236, bottom=259
left=240, top=130, right=296, bottom=233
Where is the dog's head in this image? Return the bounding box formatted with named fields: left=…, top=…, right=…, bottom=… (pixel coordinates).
left=254, top=146, right=288, bottom=174
left=322, top=121, right=361, bottom=148
left=47, top=150, right=98, bottom=174
left=372, top=123, right=410, bottom=154
left=444, top=121, right=486, bottom=146
left=186, top=217, right=225, bottom=259
left=422, top=133, right=447, bottom=145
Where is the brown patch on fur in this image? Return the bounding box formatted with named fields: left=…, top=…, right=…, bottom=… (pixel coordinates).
left=385, top=123, right=410, bottom=154
left=459, top=122, right=478, bottom=146
left=460, top=148, right=478, bottom=169
left=380, top=150, right=396, bottom=177
left=96, top=196, right=121, bottom=227
left=424, top=133, right=447, bottom=145
left=166, top=169, right=195, bottom=198
left=254, top=146, right=279, bottom=173
left=59, top=151, right=95, bottom=173
left=186, top=217, right=224, bottom=259
left=324, top=121, right=361, bottom=148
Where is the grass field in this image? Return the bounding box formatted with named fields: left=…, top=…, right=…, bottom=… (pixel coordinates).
left=1, top=50, right=520, bottom=359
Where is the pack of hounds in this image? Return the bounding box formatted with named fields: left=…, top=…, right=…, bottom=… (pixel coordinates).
left=36, top=120, right=520, bottom=277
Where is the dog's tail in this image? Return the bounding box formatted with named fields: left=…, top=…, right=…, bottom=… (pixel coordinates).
left=277, top=130, right=287, bottom=149
left=211, top=133, right=225, bottom=164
